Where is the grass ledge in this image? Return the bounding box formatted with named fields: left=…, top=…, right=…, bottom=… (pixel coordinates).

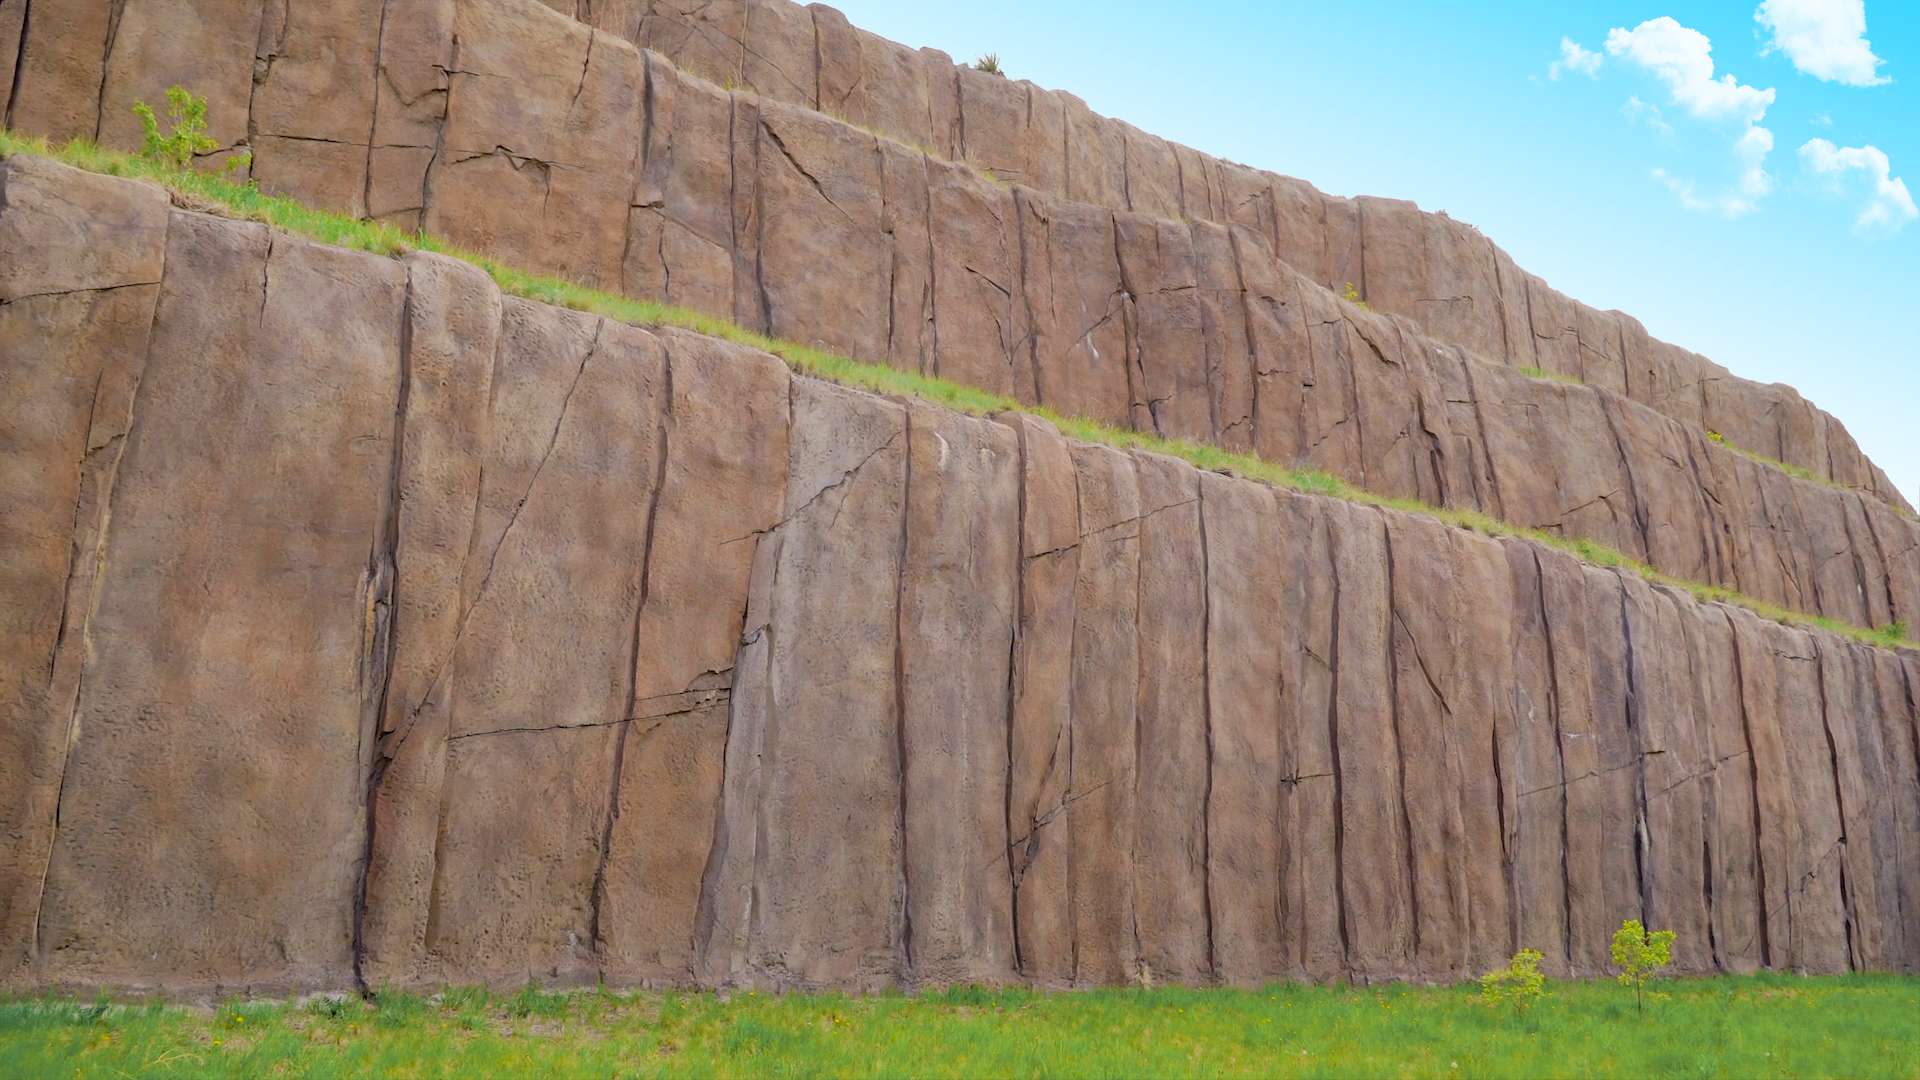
left=2, top=131, right=1909, bottom=652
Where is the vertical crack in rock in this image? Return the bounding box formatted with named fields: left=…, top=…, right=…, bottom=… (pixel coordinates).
left=1324, top=521, right=1351, bottom=974
left=1703, top=819, right=1719, bottom=968
left=1727, top=613, right=1773, bottom=967
left=91, top=0, right=127, bottom=141
left=1458, top=356, right=1507, bottom=522
left=1004, top=418, right=1026, bottom=972
left=30, top=207, right=172, bottom=966
left=1065, top=461, right=1084, bottom=985
left=1126, top=456, right=1147, bottom=986
left=1600, top=398, right=1655, bottom=561
left=1487, top=235, right=1515, bottom=366
left=1533, top=549, right=1576, bottom=970
left=1681, top=435, right=1728, bottom=588
left=1111, top=216, right=1142, bottom=436
left=892, top=406, right=914, bottom=981
left=589, top=348, right=676, bottom=964
left=350, top=272, right=415, bottom=990
left=1015, top=195, right=1045, bottom=408
left=4, top=0, right=28, bottom=131
left=361, top=0, right=395, bottom=219
left=919, top=153, right=939, bottom=379
left=1491, top=685, right=1518, bottom=955
left=1227, top=230, right=1263, bottom=452
left=1848, top=494, right=1897, bottom=628
left=1382, top=530, right=1422, bottom=962
left=1619, top=581, right=1652, bottom=922
left=416, top=30, right=456, bottom=226
left=1814, top=648, right=1859, bottom=970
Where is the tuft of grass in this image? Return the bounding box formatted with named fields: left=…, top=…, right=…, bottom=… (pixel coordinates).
left=6, top=975, right=1920, bottom=1078
left=1517, top=364, right=1585, bottom=386
left=1718, top=440, right=1912, bottom=516
left=973, top=52, right=1005, bottom=76
left=2, top=130, right=1908, bottom=652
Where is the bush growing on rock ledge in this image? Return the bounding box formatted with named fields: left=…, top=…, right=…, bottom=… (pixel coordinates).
left=974, top=52, right=1006, bottom=76
left=133, top=86, right=249, bottom=174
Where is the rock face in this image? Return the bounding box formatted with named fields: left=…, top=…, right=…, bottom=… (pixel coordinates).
left=4, top=0, right=1900, bottom=519
left=4, top=156, right=1918, bottom=994
left=3, top=0, right=1909, bottom=550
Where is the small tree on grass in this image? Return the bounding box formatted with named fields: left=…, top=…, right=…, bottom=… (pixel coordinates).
left=1478, top=948, right=1546, bottom=1014
left=1610, top=919, right=1674, bottom=1012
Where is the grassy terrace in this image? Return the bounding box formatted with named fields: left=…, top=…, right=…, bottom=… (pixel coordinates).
left=5, top=975, right=1920, bottom=1078
left=2, top=130, right=1909, bottom=652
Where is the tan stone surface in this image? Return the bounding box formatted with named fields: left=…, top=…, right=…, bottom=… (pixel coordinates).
left=32, top=211, right=403, bottom=993
left=96, top=0, right=263, bottom=157
left=596, top=329, right=789, bottom=983
left=1130, top=452, right=1210, bottom=986
left=1199, top=471, right=1285, bottom=986
left=357, top=252, right=502, bottom=987
left=425, top=0, right=643, bottom=290
left=7, top=157, right=1920, bottom=996
left=1007, top=413, right=1077, bottom=984
left=897, top=402, right=1019, bottom=986
left=754, top=100, right=887, bottom=361
left=1065, top=443, right=1139, bottom=986
left=248, top=0, right=387, bottom=215
left=12, top=0, right=1911, bottom=515
left=0, top=157, right=170, bottom=983
left=927, top=158, right=1018, bottom=397
left=1015, top=191, right=1130, bottom=426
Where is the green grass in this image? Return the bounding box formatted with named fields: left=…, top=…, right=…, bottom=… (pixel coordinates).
left=1, top=130, right=1909, bottom=652
left=4, top=974, right=1918, bottom=1078
left=1518, top=364, right=1585, bottom=386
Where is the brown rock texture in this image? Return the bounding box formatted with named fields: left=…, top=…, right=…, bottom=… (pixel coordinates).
left=4, top=156, right=1919, bottom=996
left=6, top=0, right=1907, bottom=543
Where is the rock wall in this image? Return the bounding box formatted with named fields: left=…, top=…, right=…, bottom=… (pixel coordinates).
left=589, top=0, right=1907, bottom=513
left=5, top=0, right=1916, bottom=634
left=5, top=154, right=1919, bottom=995
left=0, top=0, right=1906, bottom=519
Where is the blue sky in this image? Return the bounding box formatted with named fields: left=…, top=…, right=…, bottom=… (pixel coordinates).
left=832, top=0, right=1918, bottom=501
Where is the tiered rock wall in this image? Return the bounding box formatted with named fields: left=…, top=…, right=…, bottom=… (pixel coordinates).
left=2, top=0, right=1903, bottom=514
left=610, top=0, right=1901, bottom=502
left=4, top=0, right=1914, bottom=635
left=4, top=154, right=1918, bottom=995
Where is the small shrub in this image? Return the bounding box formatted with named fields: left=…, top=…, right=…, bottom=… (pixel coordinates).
left=1478, top=948, right=1546, bottom=1014
left=1611, top=918, right=1674, bottom=1012
left=133, top=86, right=248, bottom=174
left=1341, top=281, right=1370, bottom=309
left=1707, top=429, right=1726, bottom=443
left=973, top=53, right=1005, bottom=76
left=1883, top=621, right=1909, bottom=643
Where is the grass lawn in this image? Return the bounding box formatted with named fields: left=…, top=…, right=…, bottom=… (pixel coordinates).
left=3, top=973, right=1917, bottom=1078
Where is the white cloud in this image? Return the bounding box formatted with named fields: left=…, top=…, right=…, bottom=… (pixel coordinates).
left=1606, top=18, right=1775, bottom=122
left=1800, top=138, right=1918, bottom=234
left=1550, top=38, right=1604, bottom=81
left=1735, top=125, right=1777, bottom=200
left=1811, top=111, right=1833, bottom=126
left=1654, top=170, right=1767, bottom=217
left=1623, top=95, right=1674, bottom=137
left=1757, top=0, right=1889, bottom=87
left=1606, top=18, right=1779, bottom=215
